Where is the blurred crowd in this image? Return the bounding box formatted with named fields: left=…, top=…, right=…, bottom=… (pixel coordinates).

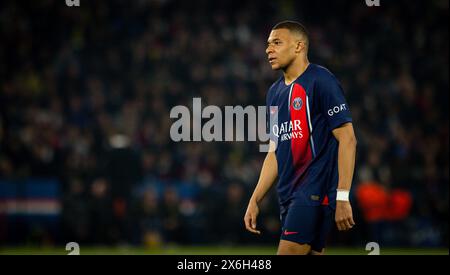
left=0, top=0, right=448, bottom=248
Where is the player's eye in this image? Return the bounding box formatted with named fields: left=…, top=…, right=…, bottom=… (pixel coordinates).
left=267, top=41, right=281, bottom=47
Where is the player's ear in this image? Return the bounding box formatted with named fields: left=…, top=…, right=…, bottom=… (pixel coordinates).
left=295, top=40, right=304, bottom=53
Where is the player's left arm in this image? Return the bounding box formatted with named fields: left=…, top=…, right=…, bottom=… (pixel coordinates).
left=332, top=122, right=357, bottom=231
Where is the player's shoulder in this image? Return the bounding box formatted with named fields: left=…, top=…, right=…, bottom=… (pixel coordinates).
left=267, top=76, right=284, bottom=99
left=309, top=63, right=339, bottom=83
left=269, top=76, right=284, bottom=92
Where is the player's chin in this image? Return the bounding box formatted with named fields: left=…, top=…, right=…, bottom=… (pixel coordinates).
left=270, top=63, right=281, bottom=70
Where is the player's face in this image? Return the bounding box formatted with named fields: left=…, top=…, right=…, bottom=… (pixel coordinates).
left=266, top=29, right=297, bottom=70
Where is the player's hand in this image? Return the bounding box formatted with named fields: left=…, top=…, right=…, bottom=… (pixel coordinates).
left=335, top=201, right=355, bottom=231
left=244, top=199, right=261, bottom=234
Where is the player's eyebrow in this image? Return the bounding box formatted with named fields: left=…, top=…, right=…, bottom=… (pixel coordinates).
left=267, top=38, right=282, bottom=44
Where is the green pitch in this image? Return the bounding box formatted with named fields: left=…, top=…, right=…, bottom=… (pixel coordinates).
left=0, top=246, right=448, bottom=255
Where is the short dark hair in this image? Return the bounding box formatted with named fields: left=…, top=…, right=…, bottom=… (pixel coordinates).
left=272, top=20, right=309, bottom=46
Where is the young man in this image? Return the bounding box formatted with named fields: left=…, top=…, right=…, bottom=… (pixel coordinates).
left=244, top=21, right=357, bottom=255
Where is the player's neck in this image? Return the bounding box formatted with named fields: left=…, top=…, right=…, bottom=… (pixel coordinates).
left=283, top=57, right=310, bottom=85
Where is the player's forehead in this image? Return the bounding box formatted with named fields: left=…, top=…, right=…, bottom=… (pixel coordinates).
left=267, top=29, right=292, bottom=43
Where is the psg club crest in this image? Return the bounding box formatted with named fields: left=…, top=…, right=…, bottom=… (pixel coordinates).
left=293, top=97, right=303, bottom=110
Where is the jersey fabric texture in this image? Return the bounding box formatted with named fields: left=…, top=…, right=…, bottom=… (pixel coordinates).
left=266, top=63, right=352, bottom=210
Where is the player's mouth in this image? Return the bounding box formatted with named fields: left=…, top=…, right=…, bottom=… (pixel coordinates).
left=268, top=57, right=277, bottom=63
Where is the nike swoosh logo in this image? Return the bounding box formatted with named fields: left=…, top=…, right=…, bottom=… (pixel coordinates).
left=283, top=230, right=298, bottom=235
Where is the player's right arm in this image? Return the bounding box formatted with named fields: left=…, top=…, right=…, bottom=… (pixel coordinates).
left=244, top=140, right=278, bottom=234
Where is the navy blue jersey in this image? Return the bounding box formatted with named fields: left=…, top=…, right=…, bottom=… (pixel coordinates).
left=266, top=64, right=352, bottom=209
